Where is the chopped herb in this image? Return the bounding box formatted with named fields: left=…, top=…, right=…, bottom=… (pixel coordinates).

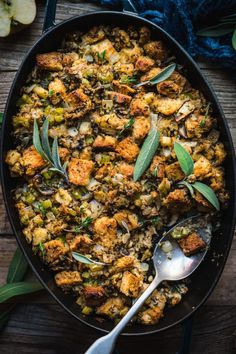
left=97, top=50, right=106, bottom=62
left=200, top=103, right=210, bottom=128
left=139, top=216, right=160, bottom=227
left=48, top=89, right=54, bottom=97
left=66, top=217, right=94, bottom=233
left=38, top=242, right=45, bottom=257
left=117, top=118, right=135, bottom=137
left=152, top=166, right=159, bottom=177
left=120, top=75, right=137, bottom=84
left=38, top=203, right=47, bottom=216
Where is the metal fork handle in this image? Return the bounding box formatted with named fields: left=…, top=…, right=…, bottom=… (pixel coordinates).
left=84, top=274, right=162, bottom=354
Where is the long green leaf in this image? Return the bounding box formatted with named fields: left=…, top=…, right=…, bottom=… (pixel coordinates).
left=135, top=64, right=176, bottom=88
left=41, top=118, right=52, bottom=163
left=7, top=248, right=28, bottom=283
left=192, top=181, right=220, bottom=211
left=0, top=282, right=43, bottom=303
left=232, top=29, right=236, bottom=50
left=72, top=252, right=107, bottom=265
left=178, top=181, right=194, bottom=197
left=196, top=23, right=235, bottom=37
left=52, top=137, right=62, bottom=169
left=174, top=142, right=194, bottom=176
left=33, top=119, right=48, bottom=161
left=0, top=112, right=3, bottom=125
left=133, top=129, right=160, bottom=181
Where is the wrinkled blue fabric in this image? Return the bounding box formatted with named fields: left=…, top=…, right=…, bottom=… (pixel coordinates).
left=92, top=0, right=236, bottom=68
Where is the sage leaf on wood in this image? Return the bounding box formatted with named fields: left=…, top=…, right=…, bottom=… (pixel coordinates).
left=174, top=142, right=194, bottom=176
left=133, top=129, right=160, bottom=181
left=232, top=29, right=236, bottom=50
left=7, top=248, right=28, bottom=283
left=192, top=181, right=220, bottom=211
left=0, top=282, right=43, bottom=303
left=135, top=63, right=176, bottom=88
left=196, top=23, right=235, bottom=37
left=178, top=180, right=194, bottom=197
left=72, top=252, right=107, bottom=266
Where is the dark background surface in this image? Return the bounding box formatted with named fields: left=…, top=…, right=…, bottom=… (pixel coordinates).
left=0, top=1, right=236, bottom=353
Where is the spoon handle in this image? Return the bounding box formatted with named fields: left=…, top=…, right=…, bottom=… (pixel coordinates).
left=84, top=275, right=162, bottom=354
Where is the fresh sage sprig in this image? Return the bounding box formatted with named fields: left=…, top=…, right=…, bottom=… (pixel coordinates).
left=33, top=118, right=68, bottom=182
left=0, top=248, right=43, bottom=332
left=196, top=12, right=236, bottom=51
left=72, top=252, right=107, bottom=266
left=174, top=142, right=220, bottom=210
left=135, top=63, right=176, bottom=88
left=133, top=128, right=160, bottom=181
left=97, top=50, right=106, bottom=62
left=0, top=282, right=43, bottom=303
left=174, top=142, right=194, bottom=176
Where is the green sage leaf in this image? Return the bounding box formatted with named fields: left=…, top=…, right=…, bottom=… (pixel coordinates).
left=178, top=181, right=194, bottom=197
left=133, top=129, right=160, bottom=181
left=174, top=142, right=194, bottom=176
left=0, top=112, right=3, bottom=125
left=7, top=248, right=28, bottom=283
left=196, top=23, right=235, bottom=37
left=0, top=282, right=43, bottom=303
left=232, top=29, right=236, bottom=50
left=33, top=119, right=48, bottom=161
left=135, top=63, right=176, bottom=88
left=72, top=252, right=107, bottom=266
left=52, top=137, right=62, bottom=169
left=192, top=181, right=220, bottom=211
left=41, top=118, right=52, bottom=163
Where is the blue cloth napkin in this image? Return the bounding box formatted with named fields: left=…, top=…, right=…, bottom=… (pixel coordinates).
left=92, top=0, right=236, bottom=68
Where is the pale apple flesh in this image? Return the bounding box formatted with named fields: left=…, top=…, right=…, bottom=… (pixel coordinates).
left=0, top=0, right=36, bottom=37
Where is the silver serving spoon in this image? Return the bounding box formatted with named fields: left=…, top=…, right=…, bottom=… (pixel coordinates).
left=85, top=215, right=212, bottom=354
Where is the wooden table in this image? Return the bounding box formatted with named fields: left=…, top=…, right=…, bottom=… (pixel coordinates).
left=0, top=1, right=236, bottom=353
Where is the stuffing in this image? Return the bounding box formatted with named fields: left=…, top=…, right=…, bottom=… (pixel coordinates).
left=108, top=91, right=132, bottom=104
left=93, top=113, right=129, bottom=134
left=83, top=286, right=106, bottom=306
left=93, top=135, right=117, bottom=150
left=54, top=188, right=72, bottom=206
left=163, top=189, right=191, bottom=213
left=65, top=89, right=92, bottom=119
left=117, top=162, right=134, bottom=177
left=110, top=256, right=136, bottom=274
left=69, top=235, right=93, bottom=252
left=114, top=210, right=139, bottom=230
left=115, top=137, right=139, bottom=162
left=96, top=297, right=126, bottom=319
left=185, top=113, right=214, bottom=138
left=130, top=98, right=150, bottom=117
left=112, top=80, right=135, bottom=95
left=48, top=78, right=66, bottom=105
left=152, top=97, right=184, bottom=116
left=138, top=306, right=163, bottom=325
left=210, top=167, right=225, bottom=191
left=93, top=216, right=117, bottom=248
left=36, top=52, right=63, bottom=71
left=178, top=232, right=206, bottom=256
left=21, top=146, right=46, bottom=176
left=141, top=67, right=161, bottom=82
left=44, top=240, right=68, bottom=265
left=82, top=26, right=105, bottom=44
left=157, top=80, right=182, bottom=97
left=55, top=271, right=82, bottom=290
left=91, top=39, right=120, bottom=64
left=165, top=162, right=185, bottom=182
left=144, top=40, right=167, bottom=61
left=119, top=271, right=143, bottom=298
left=150, top=156, right=165, bottom=179
left=132, top=116, right=150, bottom=140
left=68, top=158, right=94, bottom=186
left=119, top=45, right=142, bottom=64
left=135, top=56, right=155, bottom=72
left=214, top=143, right=226, bottom=166
left=32, top=227, right=48, bottom=246
left=193, top=156, right=212, bottom=180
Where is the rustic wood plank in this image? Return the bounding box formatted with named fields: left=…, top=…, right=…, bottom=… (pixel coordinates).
left=0, top=303, right=235, bottom=354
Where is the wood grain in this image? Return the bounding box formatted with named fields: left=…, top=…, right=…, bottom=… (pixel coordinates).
left=0, top=0, right=236, bottom=353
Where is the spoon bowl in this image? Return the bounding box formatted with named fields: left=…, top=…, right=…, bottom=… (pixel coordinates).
left=85, top=214, right=212, bottom=354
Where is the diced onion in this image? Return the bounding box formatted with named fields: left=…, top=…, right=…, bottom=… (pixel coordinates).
left=140, top=262, right=149, bottom=272
left=89, top=200, right=103, bottom=218
left=161, top=241, right=173, bottom=253
left=68, top=127, right=78, bottom=137
left=162, top=148, right=171, bottom=157
left=85, top=55, right=94, bottom=62
left=87, top=178, right=100, bottom=191
left=79, top=121, right=91, bottom=135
